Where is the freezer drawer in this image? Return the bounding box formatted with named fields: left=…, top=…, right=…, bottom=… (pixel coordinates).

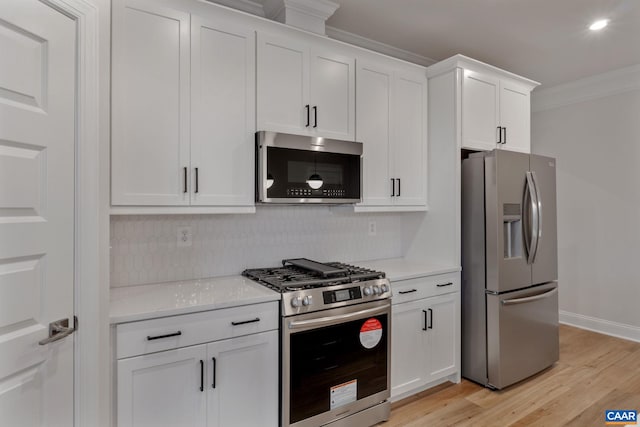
left=486, top=282, right=559, bottom=389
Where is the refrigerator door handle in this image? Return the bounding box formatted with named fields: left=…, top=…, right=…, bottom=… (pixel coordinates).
left=524, top=171, right=539, bottom=264
left=530, top=170, right=543, bottom=263
left=501, top=287, right=557, bottom=305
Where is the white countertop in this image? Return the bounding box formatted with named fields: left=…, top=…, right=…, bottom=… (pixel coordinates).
left=110, top=275, right=280, bottom=324
left=356, top=258, right=460, bottom=282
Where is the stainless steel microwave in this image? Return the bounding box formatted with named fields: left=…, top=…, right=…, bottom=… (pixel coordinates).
left=256, top=131, right=363, bottom=204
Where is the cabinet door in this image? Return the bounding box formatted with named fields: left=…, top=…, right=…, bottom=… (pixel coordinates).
left=257, top=33, right=310, bottom=135
left=190, top=16, right=255, bottom=206
left=112, top=0, right=190, bottom=205
left=117, top=344, right=207, bottom=427
left=309, top=48, right=355, bottom=140
left=393, top=69, right=427, bottom=206
left=425, top=293, right=459, bottom=381
left=356, top=61, right=393, bottom=206
left=499, top=81, right=531, bottom=153
left=461, top=69, right=499, bottom=151
left=391, top=299, right=428, bottom=398
left=207, top=331, right=278, bottom=427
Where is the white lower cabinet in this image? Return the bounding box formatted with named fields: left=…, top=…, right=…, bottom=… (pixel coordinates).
left=207, top=332, right=278, bottom=427
left=391, top=275, right=460, bottom=400
left=117, top=344, right=207, bottom=427
left=116, top=305, right=279, bottom=427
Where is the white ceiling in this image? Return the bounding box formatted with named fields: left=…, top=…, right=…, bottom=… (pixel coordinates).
left=325, top=0, right=640, bottom=88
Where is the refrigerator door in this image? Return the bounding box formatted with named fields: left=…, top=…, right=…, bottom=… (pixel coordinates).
left=485, top=150, right=532, bottom=293
left=486, top=282, right=559, bottom=389
left=530, top=155, right=558, bottom=285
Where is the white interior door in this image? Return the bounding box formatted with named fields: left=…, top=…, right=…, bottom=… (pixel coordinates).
left=0, top=1, right=76, bottom=425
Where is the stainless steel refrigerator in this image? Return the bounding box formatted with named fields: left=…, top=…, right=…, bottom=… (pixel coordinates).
left=462, top=149, right=559, bottom=390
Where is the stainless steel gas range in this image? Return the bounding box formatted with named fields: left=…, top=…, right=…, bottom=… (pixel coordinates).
left=243, top=258, right=391, bottom=427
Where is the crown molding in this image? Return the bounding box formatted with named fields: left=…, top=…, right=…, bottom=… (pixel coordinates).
left=532, top=64, right=640, bottom=112
left=325, top=26, right=435, bottom=67
left=205, top=0, right=265, bottom=17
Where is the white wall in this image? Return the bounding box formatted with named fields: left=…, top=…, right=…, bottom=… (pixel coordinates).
left=531, top=66, right=640, bottom=341
left=110, top=208, right=419, bottom=287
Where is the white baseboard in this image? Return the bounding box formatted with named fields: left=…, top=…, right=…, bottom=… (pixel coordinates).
left=559, top=310, right=640, bottom=343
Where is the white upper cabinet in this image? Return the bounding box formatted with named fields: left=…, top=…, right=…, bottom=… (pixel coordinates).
left=393, top=69, right=428, bottom=206
left=356, top=61, right=393, bottom=207
left=356, top=58, right=427, bottom=211
left=190, top=15, right=255, bottom=207
left=462, top=70, right=500, bottom=151
left=111, top=0, right=255, bottom=213
left=257, top=32, right=355, bottom=140
left=429, top=55, right=539, bottom=154
left=498, top=80, right=531, bottom=153
left=112, top=0, right=191, bottom=206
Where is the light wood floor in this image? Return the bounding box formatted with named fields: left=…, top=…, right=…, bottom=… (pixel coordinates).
left=384, top=325, right=640, bottom=427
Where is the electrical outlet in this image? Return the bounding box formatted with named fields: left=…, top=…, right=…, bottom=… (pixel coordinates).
left=177, top=226, right=192, bottom=247
left=368, top=221, right=377, bottom=236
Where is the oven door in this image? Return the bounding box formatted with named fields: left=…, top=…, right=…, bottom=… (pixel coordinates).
left=282, top=300, right=390, bottom=427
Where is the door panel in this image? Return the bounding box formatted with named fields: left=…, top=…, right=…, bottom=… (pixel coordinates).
left=486, top=283, right=559, bottom=389
left=499, top=82, right=531, bottom=153
left=117, top=345, right=207, bottom=427
left=111, top=0, right=191, bottom=205
left=356, top=62, right=392, bottom=206
left=391, top=300, right=427, bottom=398
left=393, top=70, right=427, bottom=206
left=190, top=16, right=254, bottom=206
left=426, top=294, right=458, bottom=380
left=530, top=155, right=558, bottom=285
left=257, top=33, right=309, bottom=135
left=462, top=70, right=499, bottom=151
left=0, top=1, right=75, bottom=424
left=485, top=150, right=532, bottom=292
left=309, top=50, right=354, bottom=140
left=207, top=331, right=278, bottom=427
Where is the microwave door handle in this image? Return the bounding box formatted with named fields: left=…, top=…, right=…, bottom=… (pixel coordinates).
left=525, top=171, right=539, bottom=264
left=288, top=305, right=389, bottom=330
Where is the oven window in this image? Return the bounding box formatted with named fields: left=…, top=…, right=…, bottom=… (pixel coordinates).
left=289, top=313, right=388, bottom=423
left=266, top=147, right=360, bottom=199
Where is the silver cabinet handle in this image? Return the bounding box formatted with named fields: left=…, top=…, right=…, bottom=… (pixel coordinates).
left=39, top=318, right=75, bottom=345
left=501, top=288, right=557, bottom=305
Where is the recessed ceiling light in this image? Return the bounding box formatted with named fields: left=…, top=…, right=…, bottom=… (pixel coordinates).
left=589, top=19, right=609, bottom=31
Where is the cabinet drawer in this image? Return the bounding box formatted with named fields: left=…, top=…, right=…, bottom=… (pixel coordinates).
left=391, top=273, right=460, bottom=305
left=116, top=302, right=278, bottom=359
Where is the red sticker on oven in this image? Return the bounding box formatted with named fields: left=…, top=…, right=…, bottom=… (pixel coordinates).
left=359, top=318, right=383, bottom=349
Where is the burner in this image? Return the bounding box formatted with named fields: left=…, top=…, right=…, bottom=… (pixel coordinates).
left=242, top=260, right=385, bottom=293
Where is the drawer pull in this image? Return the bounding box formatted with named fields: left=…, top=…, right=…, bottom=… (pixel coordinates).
left=398, top=289, right=417, bottom=294
left=231, top=317, right=260, bottom=326
left=436, top=282, right=453, bottom=287
left=146, top=331, right=182, bottom=341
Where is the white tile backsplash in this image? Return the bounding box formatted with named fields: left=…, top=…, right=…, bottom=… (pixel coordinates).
left=110, top=206, right=404, bottom=287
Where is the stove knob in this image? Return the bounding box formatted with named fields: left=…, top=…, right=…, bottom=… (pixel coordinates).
left=381, top=284, right=389, bottom=293
left=291, top=296, right=302, bottom=308
left=372, top=285, right=380, bottom=295
left=302, top=295, right=313, bottom=306
left=363, top=286, right=373, bottom=296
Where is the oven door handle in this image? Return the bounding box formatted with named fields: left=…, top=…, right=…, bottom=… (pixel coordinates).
left=287, top=305, right=389, bottom=330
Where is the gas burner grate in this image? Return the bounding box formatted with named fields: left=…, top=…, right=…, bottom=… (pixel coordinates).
left=242, top=261, right=385, bottom=293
